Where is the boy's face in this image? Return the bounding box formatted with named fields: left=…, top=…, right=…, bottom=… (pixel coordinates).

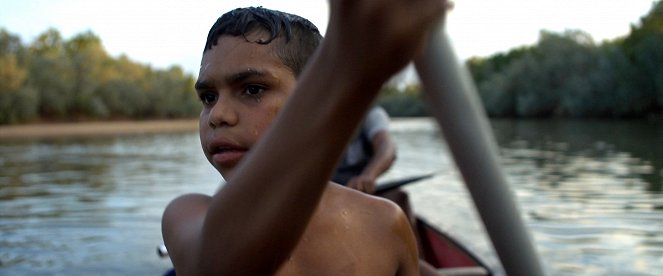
left=196, top=32, right=296, bottom=178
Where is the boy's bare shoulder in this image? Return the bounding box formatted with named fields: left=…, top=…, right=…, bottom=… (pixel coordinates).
left=161, top=193, right=212, bottom=273
left=163, top=193, right=212, bottom=219
left=162, top=193, right=211, bottom=244
left=326, top=184, right=407, bottom=224
left=319, top=184, right=418, bottom=272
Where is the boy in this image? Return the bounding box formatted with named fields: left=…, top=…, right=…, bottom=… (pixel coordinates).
left=162, top=1, right=445, bottom=275
left=333, top=105, right=396, bottom=194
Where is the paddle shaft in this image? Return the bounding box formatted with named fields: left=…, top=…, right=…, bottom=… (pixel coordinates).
left=415, top=24, right=545, bottom=275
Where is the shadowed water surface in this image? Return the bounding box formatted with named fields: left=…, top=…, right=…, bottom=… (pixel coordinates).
left=1, top=118, right=662, bottom=275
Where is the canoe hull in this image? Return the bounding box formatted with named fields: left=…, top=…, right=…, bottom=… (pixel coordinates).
left=416, top=217, right=492, bottom=274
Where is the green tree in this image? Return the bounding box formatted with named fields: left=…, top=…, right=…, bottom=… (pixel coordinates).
left=27, top=28, right=74, bottom=118
left=377, top=84, right=427, bottom=117
left=0, top=30, right=26, bottom=92
left=95, top=55, right=149, bottom=118
left=142, top=66, right=198, bottom=118
left=589, top=43, right=647, bottom=116
left=64, top=31, right=108, bottom=118
left=622, top=0, right=663, bottom=110
left=469, top=1, right=662, bottom=118
left=0, top=27, right=208, bottom=124
left=0, top=29, right=38, bottom=124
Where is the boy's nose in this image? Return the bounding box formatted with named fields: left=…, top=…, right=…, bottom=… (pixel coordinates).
left=208, top=98, right=238, bottom=128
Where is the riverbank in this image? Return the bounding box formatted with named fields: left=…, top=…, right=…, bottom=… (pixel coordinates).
left=0, top=119, right=199, bottom=141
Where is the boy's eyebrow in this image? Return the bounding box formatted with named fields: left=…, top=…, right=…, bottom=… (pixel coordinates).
left=195, top=68, right=268, bottom=91
left=225, top=68, right=267, bottom=84
left=194, top=80, right=212, bottom=91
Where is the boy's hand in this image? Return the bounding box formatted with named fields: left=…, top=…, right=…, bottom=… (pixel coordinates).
left=347, top=174, right=377, bottom=194
left=325, top=0, right=448, bottom=82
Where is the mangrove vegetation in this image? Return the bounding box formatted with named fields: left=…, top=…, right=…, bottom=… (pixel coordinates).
left=381, top=0, right=662, bottom=118
left=0, top=1, right=661, bottom=124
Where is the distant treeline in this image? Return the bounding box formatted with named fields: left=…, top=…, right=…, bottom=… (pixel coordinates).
left=0, top=29, right=200, bottom=124
left=1, top=1, right=661, bottom=124
left=379, top=0, right=663, bottom=118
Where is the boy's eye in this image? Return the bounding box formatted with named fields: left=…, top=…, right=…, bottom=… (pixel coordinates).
left=199, top=92, right=218, bottom=105
left=243, top=85, right=265, bottom=97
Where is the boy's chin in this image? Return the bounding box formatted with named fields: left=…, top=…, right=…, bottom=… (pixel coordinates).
left=217, top=167, right=235, bottom=180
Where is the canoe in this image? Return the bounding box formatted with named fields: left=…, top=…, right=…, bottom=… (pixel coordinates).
left=375, top=177, right=492, bottom=275
left=414, top=216, right=492, bottom=275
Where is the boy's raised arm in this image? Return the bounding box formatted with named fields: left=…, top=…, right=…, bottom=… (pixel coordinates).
left=163, top=0, right=446, bottom=275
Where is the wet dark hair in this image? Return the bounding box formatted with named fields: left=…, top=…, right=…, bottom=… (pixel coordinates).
left=204, top=7, right=323, bottom=76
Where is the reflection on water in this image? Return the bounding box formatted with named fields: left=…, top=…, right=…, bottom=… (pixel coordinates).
left=387, top=118, right=663, bottom=275
left=0, top=134, right=220, bottom=275
left=491, top=119, right=663, bottom=275
left=1, top=118, right=662, bottom=275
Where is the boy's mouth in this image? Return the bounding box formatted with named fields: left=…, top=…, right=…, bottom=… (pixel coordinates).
left=209, top=143, right=248, bottom=168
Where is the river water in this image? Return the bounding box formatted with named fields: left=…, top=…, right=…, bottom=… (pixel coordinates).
left=1, top=118, right=662, bottom=275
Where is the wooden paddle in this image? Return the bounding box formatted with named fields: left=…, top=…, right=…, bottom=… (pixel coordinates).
left=375, top=173, right=436, bottom=195
left=414, top=21, right=545, bottom=275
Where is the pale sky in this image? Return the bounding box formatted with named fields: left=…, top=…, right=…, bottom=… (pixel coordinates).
left=0, top=0, right=656, bottom=76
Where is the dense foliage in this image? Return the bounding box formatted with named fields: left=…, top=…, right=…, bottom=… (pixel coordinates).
left=379, top=0, right=663, bottom=118
left=468, top=0, right=663, bottom=118
left=0, top=29, right=199, bottom=124
left=1, top=1, right=661, bottom=123
left=377, top=83, right=427, bottom=117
